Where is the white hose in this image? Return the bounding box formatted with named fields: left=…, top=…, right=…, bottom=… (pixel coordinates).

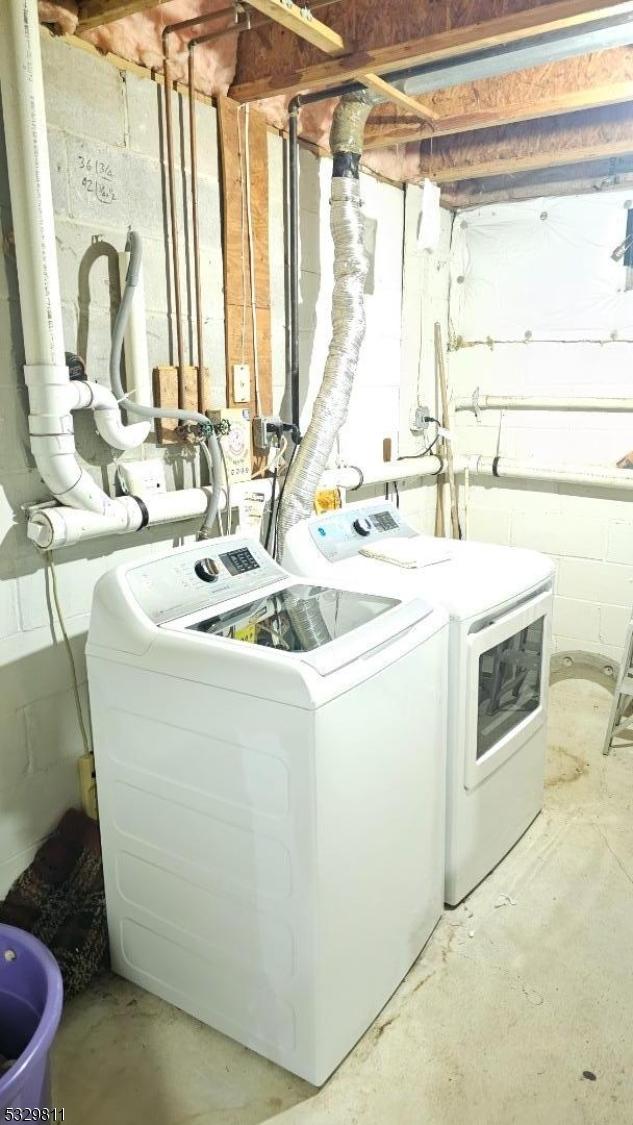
left=111, top=231, right=224, bottom=537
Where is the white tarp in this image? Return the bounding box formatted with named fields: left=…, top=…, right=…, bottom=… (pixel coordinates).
left=451, top=191, right=633, bottom=342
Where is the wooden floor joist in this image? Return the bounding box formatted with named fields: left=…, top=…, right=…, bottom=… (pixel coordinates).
left=229, top=0, right=633, bottom=103
left=417, top=101, right=633, bottom=182
left=364, top=46, right=633, bottom=148
left=77, top=0, right=171, bottom=30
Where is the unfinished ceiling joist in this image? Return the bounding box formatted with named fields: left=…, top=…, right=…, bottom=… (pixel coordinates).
left=418, top=101, right=633, bottom=182
left=229, top=0, right=633, bottom=102
left=443, top=153, right=633, bottom=206
left=242, top=0, right=345, bottom=53
left=364, top=45, right=633, bottom=148
left=77, top=0, right=170, bottom=30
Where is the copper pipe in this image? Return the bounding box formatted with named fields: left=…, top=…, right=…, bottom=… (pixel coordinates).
left=162, top=5, right=236, bottom=40
left=162, top=49, right=186, bottom=407
left=188, top=48, right=205, bottom=413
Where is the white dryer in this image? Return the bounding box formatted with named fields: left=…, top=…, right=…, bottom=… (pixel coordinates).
left=282, top=501, right=554, bottom=906
left=86, top=535, right=448, bottom=1085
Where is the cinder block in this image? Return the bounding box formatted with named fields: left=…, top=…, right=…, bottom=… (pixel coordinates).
left=55, top=219, right=122, bottom=313
left=47, top=128, right=70, bottom=219
left=0, top=559, right=19, bottom=641
left=553, top=595, right=600, bottom=642
left=0, top=708, right=28, bottom=793
left=557, top=558, right=633, bottom=608
left=509, top=510, right=606, bottom=560
left=125, top=72, right=218, bottom=180
left=607, top=520, right=633, bottom=565
left=0, top=380, right=32, bottom=479
left=66, top=135, right=131, bottom=229
left=599, top=604, right=629, bottom=648
left=552, top=633, right=621, bottom=665
left=25, top=684, right=90, bottom=771
left=0, top=760, right=80, bottom=881
left=465, top=506, right=511, bottom=545
left=43, top=35, right=126, bottom=148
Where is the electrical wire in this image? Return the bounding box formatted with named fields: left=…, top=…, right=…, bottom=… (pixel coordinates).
left=46, top=552, right=92, bottom=756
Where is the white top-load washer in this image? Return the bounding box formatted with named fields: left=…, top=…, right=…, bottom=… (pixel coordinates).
left=86, top=535, right=448, bottom=1085
left=282, top=500, right=554, bottom=906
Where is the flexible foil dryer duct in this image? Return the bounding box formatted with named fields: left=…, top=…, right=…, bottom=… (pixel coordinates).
left=277, top=90, right=380, bottom=554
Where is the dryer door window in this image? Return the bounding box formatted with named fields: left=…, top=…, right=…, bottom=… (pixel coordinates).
left=476, top=616, right=544, bottom=759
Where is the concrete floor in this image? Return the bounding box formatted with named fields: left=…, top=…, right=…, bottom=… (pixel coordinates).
left=54, top=679, right=633, bottom=1124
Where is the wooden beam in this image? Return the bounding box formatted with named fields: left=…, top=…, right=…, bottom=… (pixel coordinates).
left=230, top=0, right=633, bottom=103
left=442, top=154, right=633, bottom=207
left=364, top=46, right=633, bottom=148
left=77, top=0, right=170, bottom=30
left=362, top=75, right=437, bottom=124
left=242, top=0, right=345, bottom=54
left=416, top=102, right=633, bottom=182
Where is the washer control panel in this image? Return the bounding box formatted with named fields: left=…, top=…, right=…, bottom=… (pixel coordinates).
left=308, top=501, right=415, bottom=563
left=125, top=538, right=284, bottom=625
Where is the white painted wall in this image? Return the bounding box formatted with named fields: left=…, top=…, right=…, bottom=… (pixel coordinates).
left=447, top=192, right=633, bottom=662
left=0, top=37, right=408, bottom=893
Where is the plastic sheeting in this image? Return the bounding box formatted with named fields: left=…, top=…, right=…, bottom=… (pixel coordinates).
left=451, top=191, right=633, bottom=342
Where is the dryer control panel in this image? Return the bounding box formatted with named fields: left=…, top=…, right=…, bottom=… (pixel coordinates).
left=307, top=501, right=415, bottom=563
left=125, top=537, right=285, bottom=625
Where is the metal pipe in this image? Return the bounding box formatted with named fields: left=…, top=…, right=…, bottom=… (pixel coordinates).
left=456, top=390, right=633, bottom=413
left=161, top=43, right=186, bottom=407
left=188, top=47, right=204, bottom=412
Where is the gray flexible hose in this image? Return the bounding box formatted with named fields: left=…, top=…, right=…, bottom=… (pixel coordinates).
left=111, top=230, right=223, bottom=537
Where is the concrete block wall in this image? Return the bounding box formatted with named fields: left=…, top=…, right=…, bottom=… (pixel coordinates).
left=444, top=192, right=633, bottom=662
left=0, top=35, right=408, bottom=894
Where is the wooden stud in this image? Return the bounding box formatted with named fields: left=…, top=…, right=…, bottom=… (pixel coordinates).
left=78, top=0, right=171, bottom=31
left=230, top=0, right=633, bottom=102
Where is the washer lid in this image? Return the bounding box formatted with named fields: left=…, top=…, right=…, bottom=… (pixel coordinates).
left=186, top=583, right=400, bottom=652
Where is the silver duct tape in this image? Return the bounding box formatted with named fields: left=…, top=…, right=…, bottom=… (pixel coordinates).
left=329, top=89, right=377, bottom=155
left=277, top=176, right=370, bottom=555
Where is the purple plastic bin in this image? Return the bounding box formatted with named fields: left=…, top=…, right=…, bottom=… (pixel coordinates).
left=0, top=925, right=63, bottom=1114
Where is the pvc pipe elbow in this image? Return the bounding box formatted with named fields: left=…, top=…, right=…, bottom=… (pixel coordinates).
left=73, top=380, right=151, bottom=450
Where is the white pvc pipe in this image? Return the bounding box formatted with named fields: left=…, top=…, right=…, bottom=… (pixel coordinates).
left=118, top=251, right=154, bottom=420
left=467, top=455, right=633, bottom=491
left=455, top=393, right=633, bottom=413
left=0, top=0, right=131, bottom=519
left=72, top=381, right=150, bottom=451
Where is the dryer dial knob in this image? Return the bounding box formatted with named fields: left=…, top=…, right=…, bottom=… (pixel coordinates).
left=352, top=517, right=372, bottom=537
left=195, top=558, right=220, bottom=582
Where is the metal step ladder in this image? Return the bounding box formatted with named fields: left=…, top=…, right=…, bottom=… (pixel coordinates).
left=603, top=615, right=633, bottom=754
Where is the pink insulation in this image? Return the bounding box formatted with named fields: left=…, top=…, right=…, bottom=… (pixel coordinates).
left=38, top=1, right=78, bottom=36
left=79, top=0, right=238, bottom=95
left=37, top=2, right=412, bottom=184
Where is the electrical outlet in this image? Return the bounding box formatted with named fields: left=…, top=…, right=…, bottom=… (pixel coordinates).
left=232, top=363, right=251, bottom=404
left=411, top=405, right=431, bottom=434
left=253, top=414, right=282, bottom=450
left=118, top=459, right=167, bottom=497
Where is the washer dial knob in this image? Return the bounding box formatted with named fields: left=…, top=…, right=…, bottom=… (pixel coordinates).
left=195, top=558, right=220, bottom=582
left=352, top=517, right=372, bottom=537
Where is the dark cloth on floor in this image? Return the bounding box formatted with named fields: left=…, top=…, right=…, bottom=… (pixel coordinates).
left=0, top=808, right=109, bottom=998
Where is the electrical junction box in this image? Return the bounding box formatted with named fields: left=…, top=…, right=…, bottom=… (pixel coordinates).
left=117, top=459, right=167, bottom=498
left=209, top=408, right=252, bottom=484
left=232, top=363, right=251, bottom=404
